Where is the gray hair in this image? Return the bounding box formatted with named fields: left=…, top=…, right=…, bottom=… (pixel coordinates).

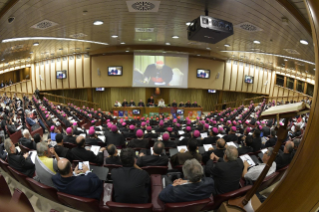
left=182, top=159, right=203, bottom=183
left=4, top=140, right=12, bottom=153
left=293, top=138, right=300, bottom=148
left=225, top=146, right=238, bottom=161
left=267, top=147, right=274, bottom=157
left=23, top=129, right=30, bottom=137
left=36, top=141, right=48, bottom=156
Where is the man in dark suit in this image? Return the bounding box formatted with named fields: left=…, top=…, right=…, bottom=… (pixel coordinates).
left=19, top=129, right=36, bottom=150
left=171, top=139, right=202, bottom=166
left=251, top=129, right=262, bottom=152
left=275, top=141, right=294, bottom=170
left=202, top=138, right=226, bottom=164
left=205, top=146, right=244, bottom=195
left=237, top=136, right=254, bottom=155
left=70, top=136, right=105, bottom=164
left=129, top=100, right=136, bottom=107
left=185, top=101, right=192, bottom=107
left=261, top=122, right=270, bottom=137
left=122, top=99, right=128, bottom=107
left=159, top=159, right=214, bottom=203
left=4, top=140, right=35, bottom=177
left=223, top=126, right=238, bottom=143
left=127, top=130, right=149, bottom=149
left=147, top=96, right=155, bottom=107
left=105, top=144, right=122, bottom=165
left=171, top=100, right=177, bottom=107
left=264, top=130, right=277, bottom=148
left=64, top=127, right=77, bottom=144
left=138, top=99, right=145, bottom=107
left=144, top=126, right=158, bottom=139
left=52, top=158, right=103, bottom=199
left=192, top=101, right=198, bottom=107
left=106, top=125, right=125, bottom=147
left=179, top=101, right=185, bottom=107
left=112, top=148, right=150, bottom=203
left=72, top=122, right=84, bottom=136
left=54, top=133, right=73, bottom=161
left=137, top=141, right=168, bottom=167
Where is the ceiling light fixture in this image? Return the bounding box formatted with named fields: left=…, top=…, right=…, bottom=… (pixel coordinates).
left=220, top=50, right=315, bottom=65
left=163, top=51, right=166, bottom=53
left=253, top=40, right=261, bottom=44
left=125, top=50, right=129, bottom=52
left=256, top=58, right=260, bottom=60
left=197, top=54, right=201, bottom=56
left=206, top=47, right=211, bottom=50
left=120, top=42, right=125, bottom=44
left=2, top=37, right=108, bottom=45
left=33, top=42, right=39, bottom=46
left=186, top=22, right=191, bottom=26
left=172, top=36, right=179, bottom=39
left=284, top=59, right=288, bottom=61
left=224, top=44, right=230, bottom=47
left=111, top=35, right=118, bottom=38
left=165, top=42, right=170, bottom=45
left=93, top=21, right=103, bottom=25
left=300, top=40, right=308, bottom=45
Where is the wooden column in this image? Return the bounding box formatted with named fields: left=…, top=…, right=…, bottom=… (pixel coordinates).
left=283, top=76, right=287, bottom=88
left=304, top=82, right=308, bottom=94
left=257, top=0, right=319, bottom=211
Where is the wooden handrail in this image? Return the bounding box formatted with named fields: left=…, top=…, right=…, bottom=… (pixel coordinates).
left=0, top=80, right=32, bottom=91
left=41, top=92, right=98, bottom=108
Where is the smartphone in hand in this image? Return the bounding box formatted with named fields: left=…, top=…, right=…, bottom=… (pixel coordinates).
left=78, top=162, right=83, bottom=170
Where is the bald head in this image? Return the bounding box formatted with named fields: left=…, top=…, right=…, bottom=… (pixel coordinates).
left=216, top=138, right=226, bottom=149
left=76, top=135, right=85, bottom=147
left=285, top=141, right=294, bottom=154
left=57, top=158, right=72, bottom=176
left=224, top=146, right=238, bottom=161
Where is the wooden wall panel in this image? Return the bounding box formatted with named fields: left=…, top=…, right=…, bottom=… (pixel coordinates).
left=169, top=88, right=203, bottom=106
left=252, top=66, right=259, bottom=93
left=93, top=88, right=112, bottom=111
left=272, top=86, right=278, bottom=98
left=269, top=71, right=276, bottom=97
left=16, top=83, right=21, bottom=93
left=201, top=90, right=219, bottom=111
left=11, top=85, right=16, bottom=92
left=242, top=64, right=249, bottom=92
left=247, top=64, right=253, bottom=93
left=40, top=63, right=45, bottom=90
left=76, top=55, right=83, bottom=88
left=278, top=87, right=284, bottom=97
left=236, top=62, right=244, bottom=91
left=261, top=69, right=267, bottom=94
left=45, top=61, right=50, bottom=90
left=257, top=68, right=263, bottom=93
left=230, top=61, right=237, bottom=91
left=69, top=56, right=76, bottom=88
left=27, top=81, right=32, bottom=94
left=62, top=57, right=69, bottom=89
left=35, top=64, right=40, bottom=90
left=50, top=59, right=56, bottom=90
left=83, top=56, right=91, bottom=87
left=223, top=61, right=231, bottom=90
left=21, top=82, right=26, bottom=93
left=56, top=58, right=62, bottom=89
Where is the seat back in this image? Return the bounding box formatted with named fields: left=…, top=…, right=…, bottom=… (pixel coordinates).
left=31, top=126, right=43, bottom=137
left=106, top=202, right=153, bottom=212
left=63, top=142, right=77, bottom=149
left=257, top=171, right=279, bottom=192
left=7, top=166, right=33, bottom=190
left=0, top=159, right=15, bottom=179
left=142, top=166, right=168, bottom=175
left=172, top=165, right=183, bottom=172
left=273, top=165, right=289, bottom=184
left=10, top=188, right=34, bottom=212
left=202, top=185, right=253, bottom=211
left=19, top=143, right=31, bottom=154
left=0, top=174, right=12, bottom=199
left=26, top=178, right=62, bottom=204
left=165, top=198, right=211, bottom=212
left=57, top=191, right=100, bottom=212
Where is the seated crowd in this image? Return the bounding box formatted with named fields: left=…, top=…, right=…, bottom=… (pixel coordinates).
left=0, top=95, right=307, bottom=209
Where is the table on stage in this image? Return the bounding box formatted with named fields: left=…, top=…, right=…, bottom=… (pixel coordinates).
left=112, top=106, right=203, bottom=118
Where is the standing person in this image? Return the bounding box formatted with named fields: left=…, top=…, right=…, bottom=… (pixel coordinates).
left=147, top=96, right=155, bottom=107
left=143, top=61, right=173, bottom=86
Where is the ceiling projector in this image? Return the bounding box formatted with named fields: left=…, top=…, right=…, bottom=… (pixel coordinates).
left=187, top=16, right=234, bottom=44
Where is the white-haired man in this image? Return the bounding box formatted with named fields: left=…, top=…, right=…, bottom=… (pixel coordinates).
left=19, top=129, right=36, bottom=150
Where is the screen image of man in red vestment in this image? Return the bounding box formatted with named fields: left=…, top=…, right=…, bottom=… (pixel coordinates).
left=143, top=61, right=173, bottom=86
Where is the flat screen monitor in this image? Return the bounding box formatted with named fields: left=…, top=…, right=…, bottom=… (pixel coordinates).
left=108, top=66, right=123, bottom=76
left=208, top=89, right=216, bottom=93
left=96, top=87, right=105, bottom=91
left=177, top=109, right=184, bottom=115
left=56, top=70, right=67, bottom=79
left=132, top=109, right=141, bottom=115
left=197, top=69, right=210, bottom=79
left=245, top=75, right=254, bottom=84
left=133, top=53, right=189, bottom=88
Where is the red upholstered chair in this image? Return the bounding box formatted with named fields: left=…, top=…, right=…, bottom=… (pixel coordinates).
left=172, top=165, right=183, bottom=173
left=151, top=174, right=165, bottom=212
left=50, top=210, right=60, bottom=212
left=0, top=174, right=12, bottom=199
left=57, top=191, right=101, bottom=212
left=202, top=185, right=253, bottom=211
left=141, top=166, right=168, bottom=175
left=0, top=159, right=15, bottom=179
left=256, top=171, right=279, bottom=192
left=5, top=126, right=22, bottom=145
left=106, top=201, right=153, bottom=212
left=104, top=164, right=122, bottom=172
left=165, top=198, right=211, bottom=212
left=30, top=127, right=43, bottom=138
left=7, top=167, right=34, bottom=191
left=26, top=178, right=63, bottom=204
left=25, top=121, right=32, bottom=132
left=273, top=165, right=289, bottom=184
left=10, top=188, right=34, bottom=212
left=63, top=142, right=77, bottom=149
left=19, top=143, right=31, bottom=154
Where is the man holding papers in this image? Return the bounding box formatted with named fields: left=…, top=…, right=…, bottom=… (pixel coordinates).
left=171, top=139, right=202, bottom=166
left=137, top=142, right=168, bottom=167
left=202, top=138, right=226, bottom=164
left=242, top=147, right=276, bottom=181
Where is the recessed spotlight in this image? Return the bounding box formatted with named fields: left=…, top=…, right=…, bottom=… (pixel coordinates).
left=240, top=55, right=244, bottom=58
left=206, top=47, right=211, bottom=50
left=165, top=42, right=170, bottom=45
left=29, top=51, right=33, bottom=54
left=120, top=42, right=125, bottom=44
left=197, top=54, right=201, bottom=56
left=172, top=36, right=179, bottom=39
left=186, top=22, right=191, bottom=26
left=163, top=51, right=166, bottom=53
left=284, top=59, right=288, bottom=61
left=224, top=44, right=230, bottom=47
left=111, top=35, right=118, bottom=38
left=300, top=40, right=308, bottom=45
left=125, top=50, right=129, bottom=52
left=33, top=42, right=39, bottom=46
left=253, top=40, right=261, bottom=44
left=93, top=21, right=103, bottom=25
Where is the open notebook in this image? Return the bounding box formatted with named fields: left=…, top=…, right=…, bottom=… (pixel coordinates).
left=240, top=154, right=255, bottom=167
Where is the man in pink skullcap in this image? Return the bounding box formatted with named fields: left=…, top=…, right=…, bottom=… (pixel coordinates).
left=161, top=133, right=176, bottom=148
left=85, top=127, right=102, bottom=146
left=127, top=129, right=149, bottom=148
left=223, top=126, right=238, bottom=143
left=193, top=130, right=200, bottom=138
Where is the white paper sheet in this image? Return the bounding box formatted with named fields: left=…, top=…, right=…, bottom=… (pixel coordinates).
left=90, top=145, right=100, bottom=155
left=203, top=144, right=213, bottom=151
left=177, top=145, right=188, bottom=152
left=227, top=142, right=237, bottom=148
left=98, top=135, right=106, bottom=142
left=201, top=132, right=208, bottom=139
left=240, top=154, right=255, bottom=166
left=178, top=130, right=185, bottom=135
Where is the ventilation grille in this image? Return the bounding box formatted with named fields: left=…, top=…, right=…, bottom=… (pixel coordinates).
left=235, top=22, right=263, bottom=32
left=84, top=54, right=89, bottom=58
left=135, top=28, right=154, bottom=32
left=57, top=58, right=61, bottom=62
left=31, top=19, right=58, bottom=30
left=63, top=56, right=67, bottom=61
left=126, top=1, right=160, bottom=12
left=69, top=56, right=74, bottom=60
left=284, top=49, right=300, bottom=55
left=70, top=33, right=87, bottom=38
left=76, top=55, right=82, bottom=59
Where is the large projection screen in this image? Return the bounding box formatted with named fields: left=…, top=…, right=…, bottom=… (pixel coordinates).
left=133, top=53, right=189, bottom=88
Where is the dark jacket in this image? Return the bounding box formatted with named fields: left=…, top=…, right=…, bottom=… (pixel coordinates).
left=136, top=155, right=169, bottom=167
left=112, top=167, right=150, bottom=204
left=261, top=127, right=270, bottom=137
left=202, top=136, right=219, bottom=145
left=105, top=156, right=122, bottom=165
left=54, top=145, right=73, bottom=161
left=52, top=172, right=103, bottom=199
left=237, top=146, right=254, bottom=156
left=171, top=151, right=202, bottom=167
left=265, top=137, right=277, bottom=147
left=85, top=136, right=102, bottom=146
left=7, top=151, right=35, bottom=177
left=106, top=133, right=125, bottom=147
left=251, top=137, right=262, bottom=152
left=70, top=147, right=104, bottom=164
left=127, top=139, right=149, bottom=149
left=223, top=134, right=238, bottom=143
left=0, top=143, right=7, bottom=160
left=159, top=177, right=214, bottom=203
left=275, top=150, right=292, bottom=170
left=202, top=148, right=225, bottom=164
left=63, top=135, right=76, bottom=144
left=205, top=158, right=243, bottom=195
left=19, top=137, right=36, bottom=150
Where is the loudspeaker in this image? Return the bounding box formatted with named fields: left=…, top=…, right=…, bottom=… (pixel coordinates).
left=97, top=68, right=101, bottom=76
